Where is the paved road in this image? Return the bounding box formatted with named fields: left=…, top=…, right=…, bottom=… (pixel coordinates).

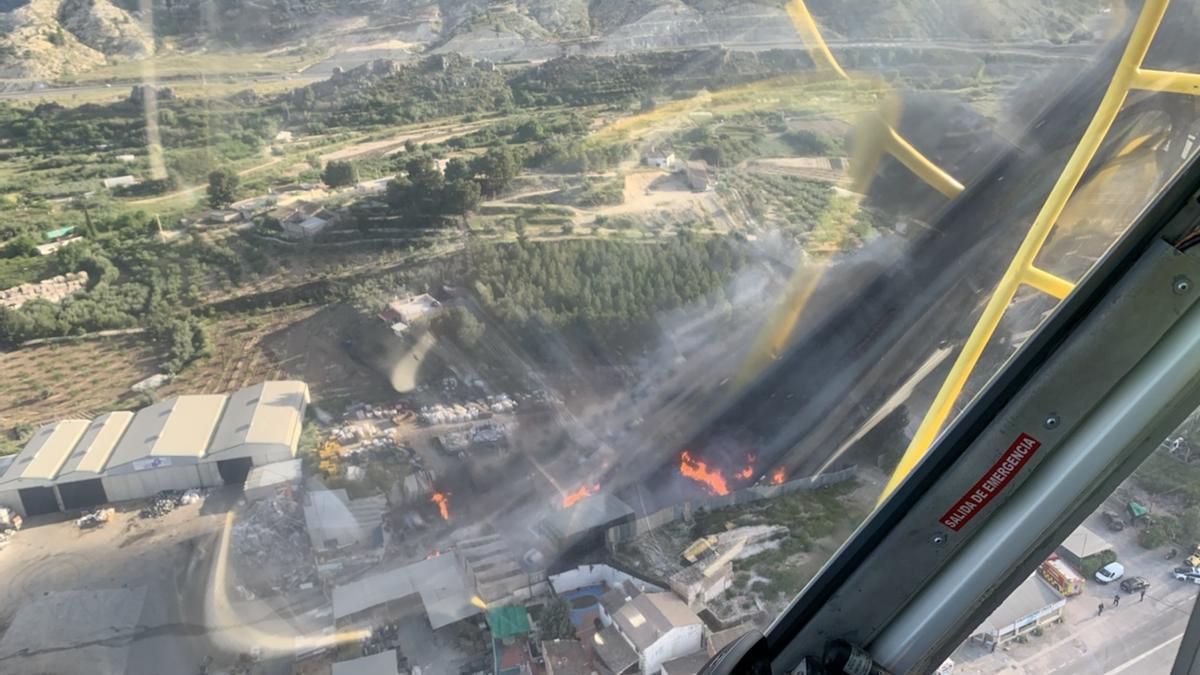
left=954, top=509, right=1200, bottom=674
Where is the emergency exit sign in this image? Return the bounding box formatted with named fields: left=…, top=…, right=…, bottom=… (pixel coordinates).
left=939, top=433, right=1042, bottom=531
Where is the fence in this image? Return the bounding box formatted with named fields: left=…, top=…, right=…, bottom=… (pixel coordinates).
left=605, top=465, right=857, bottom=550
left=548, top=563, right=664, bottom=595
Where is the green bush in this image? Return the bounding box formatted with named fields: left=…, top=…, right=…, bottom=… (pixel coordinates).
left=1140, top=514, right=1182, bottom=549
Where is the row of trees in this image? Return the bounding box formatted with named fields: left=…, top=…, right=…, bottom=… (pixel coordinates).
left=0, top=222, right=241, bottom=366
left=383, top=147, right=521, bottom=227
left=462, top=237, right=748, bottom=336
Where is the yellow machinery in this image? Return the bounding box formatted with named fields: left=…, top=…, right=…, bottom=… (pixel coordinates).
left=317, top=439, right=342, bottom=477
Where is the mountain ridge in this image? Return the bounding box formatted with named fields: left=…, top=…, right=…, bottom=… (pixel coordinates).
left=0, top=0, right=1103, bottom=82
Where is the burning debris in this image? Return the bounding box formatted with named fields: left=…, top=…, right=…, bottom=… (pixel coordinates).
left=431, top=492, right=450, bottom=520
left=771, top=468, right=785, bottom=485
left=562, top=483, right=600, bottom=508
left=735, top=454, right=756, bottom=480
left=680, top=451, right=730, bottom=496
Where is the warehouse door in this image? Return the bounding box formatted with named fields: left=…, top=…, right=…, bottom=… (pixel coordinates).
left=217, top=457, right=253, bottom=484
left=58, top=479, right=107, bottom=511
left=18, top=486, right=59, bottom=516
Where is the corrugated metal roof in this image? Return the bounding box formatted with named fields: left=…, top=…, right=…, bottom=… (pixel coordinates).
left=208, top=381, right=308, bottom=456
left=2, top=420, right=90, bottom=484
left=332, top=553, right=480, bottom=628
left=58, top=412, right=134, bottom=477
left=157, top=395, right=226, bottom=456
left=108, top=395, right=227, bottom=468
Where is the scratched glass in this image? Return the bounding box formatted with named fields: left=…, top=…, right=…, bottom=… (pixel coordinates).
left=0, top=1, right=1198, bottom=673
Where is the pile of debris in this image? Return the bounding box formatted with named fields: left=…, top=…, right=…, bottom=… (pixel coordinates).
left=76, top=507, right=115, bottom=529
left=418, top=394, right=517, bottom=425
left=139, top=489, right=203, bottom=518
left=230, top=492, right=315, bottom=594
left=0, top=506, right=21, bottom=547
left=361, top=622, right=402, bottom=657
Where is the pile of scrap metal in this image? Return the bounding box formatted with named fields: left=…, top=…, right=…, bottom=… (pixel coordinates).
left=230, top=492, right=315, bottom=594
left=139, top=489, right=203, bottom=518
left=361, top=622, right=403, bottom=657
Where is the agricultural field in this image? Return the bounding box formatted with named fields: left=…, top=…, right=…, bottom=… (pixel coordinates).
left=719, top=170, right=837, bottom=233
left=0, top=333, right=162, bottom=451
left=155, top=306, right=318, bottom=398
left=0, top=305, right=345, bottom=455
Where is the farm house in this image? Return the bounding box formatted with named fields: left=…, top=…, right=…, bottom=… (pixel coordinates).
left=0, top=381, right=309, bottom=516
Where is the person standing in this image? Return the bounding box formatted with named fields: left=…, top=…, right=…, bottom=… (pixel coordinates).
left=1113, top=593, right=1121, bottom=607
left=1141, top=588, right=1147, bottom=602
left=1098, top=603, right=1105, bottom=616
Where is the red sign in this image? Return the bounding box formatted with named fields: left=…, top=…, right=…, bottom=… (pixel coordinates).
left=939, top=433, right=1042, bottom=531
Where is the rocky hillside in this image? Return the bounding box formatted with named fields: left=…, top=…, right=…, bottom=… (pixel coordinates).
left=1, top=0, right=1103, bottom=81
left=0, top=0, right=149, bottom=79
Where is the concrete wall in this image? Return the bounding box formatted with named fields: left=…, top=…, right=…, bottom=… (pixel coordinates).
left=548, top=564, right=664, bottom=596
left=101, top=465, right=204, bottom=502
left=197, top=461, right=223, bottom=488
left=0, top=488, right=25, bottom=517
left=642, top=624, right=703, bottom=675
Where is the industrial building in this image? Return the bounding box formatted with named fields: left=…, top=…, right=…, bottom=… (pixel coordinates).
left=0, top=381, right=309, bottom=517
left=972, top=574, right=1066, bottom=650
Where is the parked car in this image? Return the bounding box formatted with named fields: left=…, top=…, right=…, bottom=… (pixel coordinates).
left=1174, top=567, right=1200, bottom=583
left=1120, top=576, right=1150, bottom=593
left=1095, top=562, right=1125, bottom=583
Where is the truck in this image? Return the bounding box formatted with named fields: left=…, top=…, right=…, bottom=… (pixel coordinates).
left=1187, top=544, right=1200, bottom=568
left=1040, top=554, right=1085, bottom=596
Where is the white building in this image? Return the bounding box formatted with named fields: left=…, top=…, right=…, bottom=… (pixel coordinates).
left=283, top=214, right=330, bottom=239
left=101, top=175, right=139, bottom=189
left=380, top=293, right=443, bottom=335
left=645, top=150, right=676, bottom=170
left=0, top=381, right=309, bottom=516
left=610, top=593, right=703, bottom=675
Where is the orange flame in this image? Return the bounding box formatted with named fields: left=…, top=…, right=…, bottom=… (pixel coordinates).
left=735, top=453, right=756, bottom=480
left=771, top=468, right=785, bottom=485
left=563, top=483, right=600, bottom=508
left=680, top=451, right=730, bottom=496
left=431, top=492, right=449, bottom=520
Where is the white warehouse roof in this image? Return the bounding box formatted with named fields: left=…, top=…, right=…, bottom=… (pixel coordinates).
left=58, top=412, right=134, bottom=480
left=0, top=382, right=309, bottom=492
left=0, top=420, right=90, bottom=485
left=107, top=395, right=229, bottom=469
left=208, top=381, right=309, bottom=458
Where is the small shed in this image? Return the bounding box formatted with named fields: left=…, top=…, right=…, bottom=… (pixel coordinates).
left=243, top=459, right=302, bottom=501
